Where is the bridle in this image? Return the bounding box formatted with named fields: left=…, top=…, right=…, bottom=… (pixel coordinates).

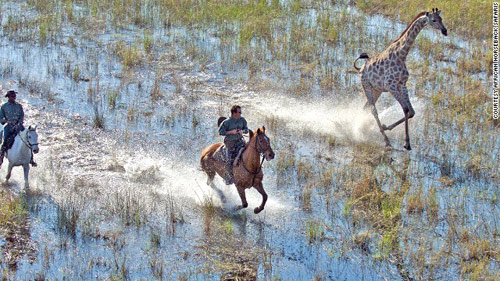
left=241, top=132, right=270, bottom=176
left=19, top=129, right=38, bottom=151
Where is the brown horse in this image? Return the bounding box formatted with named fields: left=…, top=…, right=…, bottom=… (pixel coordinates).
left=200, top=126, right=275, bottom=214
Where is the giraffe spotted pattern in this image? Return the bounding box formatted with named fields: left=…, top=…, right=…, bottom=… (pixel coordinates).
left=354, top=8, right=448, bottom=150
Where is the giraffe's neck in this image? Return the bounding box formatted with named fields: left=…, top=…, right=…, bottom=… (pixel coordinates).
left=393, top=16, right=427, bottom=60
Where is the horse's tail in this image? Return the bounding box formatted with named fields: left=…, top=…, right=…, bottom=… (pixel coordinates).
left=198, top=161, right=205, bottom=172
left=217, top=116, right=227, bottom=127
left=354, top=53, right=370, bottom=72
left=200, top=150, right=207, bottom=171
left=200, top=144, right=217, bottom=172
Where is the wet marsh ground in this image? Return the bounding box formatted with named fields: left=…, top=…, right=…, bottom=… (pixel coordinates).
left=0, top=0, right=498, bottom=280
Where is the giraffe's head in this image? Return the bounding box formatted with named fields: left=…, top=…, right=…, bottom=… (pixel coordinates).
left=425, top=8, right=447, bottom=36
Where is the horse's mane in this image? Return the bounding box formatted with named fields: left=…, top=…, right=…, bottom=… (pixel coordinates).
left=245, top=130, right=255, bottom=148
left=392, top=12, right=426, bottom=43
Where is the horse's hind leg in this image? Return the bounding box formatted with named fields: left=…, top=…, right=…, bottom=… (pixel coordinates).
left=23, top=164, right=30, bottom=189
left=206, top=171, right=215, bottom=186
left=200, top=156, right=216, bottom=185
left=253, top=182, right=268, bottom=214
left=5, top=162, right=13, bottom=182
left=210, top=182, right=227, bottom=203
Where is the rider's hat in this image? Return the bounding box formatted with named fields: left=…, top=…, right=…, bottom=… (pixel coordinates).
left=4, top=90, right=16, bottom=98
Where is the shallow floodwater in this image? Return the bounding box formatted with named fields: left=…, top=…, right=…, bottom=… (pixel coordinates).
left=0, top=1, right=498, bottom=280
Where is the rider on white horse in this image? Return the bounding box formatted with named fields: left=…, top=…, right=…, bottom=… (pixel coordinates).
left=0, top=90, right=36, bottom=167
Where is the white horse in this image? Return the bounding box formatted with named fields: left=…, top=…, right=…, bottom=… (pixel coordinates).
left=0, top=125, right=39, bottom=188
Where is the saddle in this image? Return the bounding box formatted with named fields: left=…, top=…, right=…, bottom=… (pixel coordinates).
left=215, top=142, right=246, bottom=167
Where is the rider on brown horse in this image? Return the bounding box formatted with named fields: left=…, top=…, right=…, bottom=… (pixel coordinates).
left=218, top=105, right=248, bottom=185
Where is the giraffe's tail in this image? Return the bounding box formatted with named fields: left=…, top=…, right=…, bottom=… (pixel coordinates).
left=353, top=53, right=370, bottom=71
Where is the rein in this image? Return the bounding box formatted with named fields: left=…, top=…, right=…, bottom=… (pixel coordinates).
left=19, top=130, right=38, bottom=151
left=242, top=155, right=265, bottom=176
left=240, top=133, right=268, bottom=186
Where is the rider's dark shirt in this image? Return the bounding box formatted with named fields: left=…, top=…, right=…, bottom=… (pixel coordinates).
left=219, top=117, right=248, bottom=141
left=0, top=101, right=24, bottom=127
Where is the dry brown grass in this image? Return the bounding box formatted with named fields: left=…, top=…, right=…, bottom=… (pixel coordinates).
left=407, top=189, right=424, bottom=214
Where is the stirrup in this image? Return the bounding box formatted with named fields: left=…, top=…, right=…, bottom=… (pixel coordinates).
left=233, top=147, right=245, bottom=167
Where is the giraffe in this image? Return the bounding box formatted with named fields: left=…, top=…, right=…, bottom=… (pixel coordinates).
left=353, top=8, right=447, bottom=150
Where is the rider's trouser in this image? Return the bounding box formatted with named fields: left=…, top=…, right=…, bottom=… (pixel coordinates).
left=0, top=124, right=15, bottom=162
left=224, top=139, right=242, bottom=182
left=1, top=125, right=14, bottom=151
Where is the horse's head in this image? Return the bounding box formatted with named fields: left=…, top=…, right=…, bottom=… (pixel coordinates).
left=27, top=125, right=39, bottom=154
left=251, top=126, right=275, bottom=161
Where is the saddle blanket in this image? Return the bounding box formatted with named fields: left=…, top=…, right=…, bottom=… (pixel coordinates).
left=214, top=142, right=246, bottom=165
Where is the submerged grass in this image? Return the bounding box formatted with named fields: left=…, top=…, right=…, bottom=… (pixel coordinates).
left=0, top=191, right=27, bottom=229
left=197, top=214, right=262, bottom=280
left=0, top=191, right=36, bottom=271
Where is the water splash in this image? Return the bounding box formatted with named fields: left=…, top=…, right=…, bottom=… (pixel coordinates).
left=246, top=92, right=425, bottom=144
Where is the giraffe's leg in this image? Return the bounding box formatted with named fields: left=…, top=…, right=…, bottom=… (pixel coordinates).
left=383, top=86, right=415, bottom=131
left=386, top=85, right=414, bottom=150
left=362, top=83, right=391, bottom=147
left=363, top=91, right=382, bottom=110
left=382, top=118, right=405, bottom=130
left=382, top=106, right=415, bottom=130
left=404, top=111, right=411, bottom=150
left=371, top=105, right=392, bottom=148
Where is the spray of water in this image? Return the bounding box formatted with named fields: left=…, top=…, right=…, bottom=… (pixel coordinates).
left=247, top=93, right=425, bottom=144
left=122, top=154, right=287, bottom=215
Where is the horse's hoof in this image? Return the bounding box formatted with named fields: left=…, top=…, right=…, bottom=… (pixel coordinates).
left=254, top=207, right=262, bottom=214
left=404, top=144, right=412, bottom=151
left=382, top=124, right=388, bottom=130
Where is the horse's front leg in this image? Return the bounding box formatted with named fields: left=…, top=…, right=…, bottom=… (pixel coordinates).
left=23, top=164, right=30, bottom=189
left=234, top=186, right=248, bottom=211
left=5, top=162, right=13, bottom=182
left=253, top=182, right=268, bottom=214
